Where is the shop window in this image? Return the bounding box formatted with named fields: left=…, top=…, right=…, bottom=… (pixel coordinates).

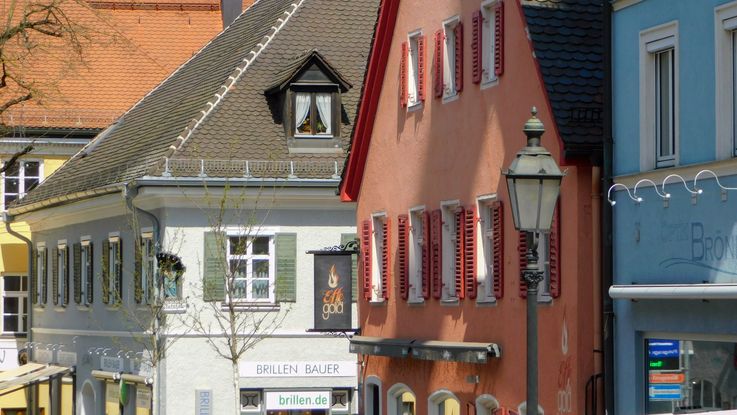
left=1, top=160, right=41, bottom=209
left=646, top=338, right=737, bottom=413
left=240, top=390, right=262, bottom=413
left=388, top=384, right=416, bottom=415
left=227, top=235, right=275, bottom=303
left=428, top=390, right=460, bottom=415
left=1, top=275, right=27, bottom=334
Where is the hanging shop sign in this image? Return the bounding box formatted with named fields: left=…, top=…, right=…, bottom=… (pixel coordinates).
left=265, top=390, right=330, bottom=410
left=240, top=361, right=357, bottom=378
left=137, top=388, right=152, bottom=410
left=195, top=389, right=213, bottom=415
left=311, top=250, right=353, bottom=330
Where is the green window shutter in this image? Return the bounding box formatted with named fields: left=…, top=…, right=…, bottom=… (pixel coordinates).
left=40, top=248, right=47, bottom=305
left=86, top=243, right=94, bottom=305
left=51, top=247, right=59, bottom=306
left=275, top=233, right=297, bottom=302
left=341, top=233, right=358, bottom=302
left=134, top=238, right=142, bottom=304
left=73, top=244, right=82, bottom=304
left=63, top=249, right=69, bottom=306
left=203, top=232, right=225, bottom=302
left=115, top=240, right=123, bottom=304
left=102, top=240, right=110, bottom=304
left=31, top=249, right=38, bottom=305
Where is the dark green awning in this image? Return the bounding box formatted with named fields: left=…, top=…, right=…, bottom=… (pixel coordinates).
left=349, top=336, right=501, bottom=364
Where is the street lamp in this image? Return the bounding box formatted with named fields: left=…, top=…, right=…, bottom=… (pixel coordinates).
left=503, top=107, right=564, bottom=415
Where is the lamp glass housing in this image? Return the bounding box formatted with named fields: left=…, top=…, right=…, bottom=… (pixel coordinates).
left=506, top=175, right=561, bottom=232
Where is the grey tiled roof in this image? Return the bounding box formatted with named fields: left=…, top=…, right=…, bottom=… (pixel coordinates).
left=13, top=0, right=380, bottom=210
left=522, top=0, right=604, bottom=160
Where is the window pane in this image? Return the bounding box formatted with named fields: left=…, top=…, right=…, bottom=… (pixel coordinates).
left=233, top=280, right=247, bottom=299
left=657, top=50, right=673, bottom=158
left=252, top=280, right=269, bottom=299
left=4, top=276, right=21, bottom=291
left=296, top=93, right=312, bottom=134
left=4, top=195, right=17, bottom=206
left=3, top=316, right=18, bottom=332
left=23, top=161, right=40, bottom=177
left=253, top=260, right=269, bottom=279
left=24, top=178, right=39, bottom=193
left=3, top=297, right=19, bottom=313
left=5, top=178, right=19, bottom=194
left=230, top=260, right=247, bottom=276
left=230, top=236, right=248, bottom=255
left=252, top=237, right=269, bottom=255
left=4, top=162, right=19, bottom=177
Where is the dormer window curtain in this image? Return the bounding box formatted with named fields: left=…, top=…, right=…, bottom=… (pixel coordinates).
left=294, top=91, right=333, bottom=136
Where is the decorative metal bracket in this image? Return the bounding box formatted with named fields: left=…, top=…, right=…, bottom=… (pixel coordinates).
left=306, top=239, right=359, bottom=255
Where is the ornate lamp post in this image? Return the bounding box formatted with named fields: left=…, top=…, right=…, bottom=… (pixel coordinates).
left=503, top=107, right=564, bottom=415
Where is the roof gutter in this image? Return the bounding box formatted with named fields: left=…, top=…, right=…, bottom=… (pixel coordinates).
left=7, top=184, right=123, bottom=217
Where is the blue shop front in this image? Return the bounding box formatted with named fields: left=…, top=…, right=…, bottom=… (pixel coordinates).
left=611, top=176, right=737, bottom=414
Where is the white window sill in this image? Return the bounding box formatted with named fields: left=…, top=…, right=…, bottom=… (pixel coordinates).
left=442, top=93, right=459, bottom=104
left=476, top=297, right=498, bottom=306
left=105, top=305, right=121, bottom=311
left=407, top=102, right=423, bottom=112
left=294, top=134, right=335, bottom=139
left=53, top=306, right=67, bottom=312
left=481, top=77, right=499, bottom=90
left=76, top=305, right=91, bottom=311
left=368, top=299, right=386, bottom=306
left=407, top=298, right=425, bottom=306
left=440, top=298, right=460, bottom=306
left=34, top=305, right=46, bottom=311
left=162, top=299, right=188, bottom=314
left=220, top=303, right=280, bottom=312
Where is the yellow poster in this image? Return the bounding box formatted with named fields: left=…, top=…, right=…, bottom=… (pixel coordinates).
left=136, top=386, right=152, bottom=415
left=105, top=382, right=120, bottom=415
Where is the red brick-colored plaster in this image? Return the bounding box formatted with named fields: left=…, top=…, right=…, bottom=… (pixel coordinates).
left=351, top=1, right=598, bottom=414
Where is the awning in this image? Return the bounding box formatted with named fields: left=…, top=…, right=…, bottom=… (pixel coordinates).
left=91, top=370, right=120, bottom=381
left=349, top=336, right=501, bottom=363
left=0, top=364, right=71, bottom=395
left=121, top=373, right=153, bottom=385
left=609, top=283, right=737, bottom=300
left=349, top=336, right=413, bottom=358
left=411, top=340, right=501, bottom=363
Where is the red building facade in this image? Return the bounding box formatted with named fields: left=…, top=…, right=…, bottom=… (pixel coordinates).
left=341, top=0, right=605, bottom=414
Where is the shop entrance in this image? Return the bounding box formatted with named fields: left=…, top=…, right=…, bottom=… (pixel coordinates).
left=267, top=411, right=328, bottom=415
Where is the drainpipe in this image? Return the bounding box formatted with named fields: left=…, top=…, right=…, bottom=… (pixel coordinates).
left=123, top=183, right=161, bottom=415
left=3, top=211, right=36, bottom=414
left=602, top=2, right=615, bottom=414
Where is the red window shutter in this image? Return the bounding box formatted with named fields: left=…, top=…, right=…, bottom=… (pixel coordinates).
left=494, top=1, right=504, bottom=76
left=471, top=10, right=482, bottom=84
left=417, top=35, right=427, bottom=102
left=381, top=217, right=392, bottom=300
left=400, top=41, right=408, bottom=107
left=518, top=231, right=528, bottom=298
left=549, top=205, right=561, bottom=298
left=464, top=207, right=477, bottom=299
left=397, top=214, right=409, bottom=300
left=361, top=220, right=372, bottom=300
left=454, top=207, right=465, bottom=299
left=434, top=30, right=444, bottom=99
left=421, top=211, right=431, bottom=299
left=431, top=209, right=442, bottom=299
left=492, top=201, right=504, bottom=299
left=454, top=21, right=464, bottom=92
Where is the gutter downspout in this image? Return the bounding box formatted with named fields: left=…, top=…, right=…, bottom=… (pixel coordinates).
left=123, top=183, right=162, bottom=415
left=3, top=211, right=36, bottom=414
left=602, top=2, right=615, bottom=414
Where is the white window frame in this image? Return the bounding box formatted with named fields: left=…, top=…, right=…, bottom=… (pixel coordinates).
left=477, top=195, right=498, bottom=303
left=371, top=213, right=388, bottom=302
left=387, top=383, right=416, bottom=415
left=440, top=200, right=461, bottom=302
left=36, top=243, right=46, bottom=306
left=1, top=159, right=43, bottom=210
left=480, top=0, right=501, bottom=87
left=57, top=241, right=68, bottom=307
left=1, top=274, right=28, bottom=334
left=442, top=16, right=461, bottom=101
left=407, top=30, right=423, bottom=108
left=108, top=235, right=121, bottom=304
left=639, top=22, right=679, bottom=171
left=408, top=206, right=425, bottom=304
left=365, top=376, right=383, bottom=415
left=715, top=1, right=737, bottom=159
left=428, top=389, right=460, bottom=415
left=475, top=394, right=500, bottom=415
left=226, top=232, right=276, bottom=304
left=293, top=91, right=334, bottom=138
left=80, top=237, right=92, bottom=306
left=141, top=232, right=156, bottom=304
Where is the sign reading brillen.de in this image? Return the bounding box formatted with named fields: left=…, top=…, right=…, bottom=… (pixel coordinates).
left=266, top=391, right=330, bottom=410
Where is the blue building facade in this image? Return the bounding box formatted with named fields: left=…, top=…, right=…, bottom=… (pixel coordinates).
left=612, top=0, right=737, bottom=413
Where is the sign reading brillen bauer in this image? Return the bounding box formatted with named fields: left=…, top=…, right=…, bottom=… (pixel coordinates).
left=312, top=252, right=352, bottom=330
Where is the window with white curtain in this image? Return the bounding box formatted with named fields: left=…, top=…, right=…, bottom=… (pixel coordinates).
left=408, top=32, right=421, bottom=106
left=294, top=91, right=333, bottom=137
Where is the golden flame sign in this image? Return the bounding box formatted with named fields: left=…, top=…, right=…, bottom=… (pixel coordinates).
left=328, top=264, right=340, bottom=288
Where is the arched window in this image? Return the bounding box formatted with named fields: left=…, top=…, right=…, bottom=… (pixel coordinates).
left=429, top=389, right=461, bottom=415
left=475, top=394, right=501, bottom=415
left=388, top=383, right=416, bottom=415
left=365, top=376, right=383, bottom=415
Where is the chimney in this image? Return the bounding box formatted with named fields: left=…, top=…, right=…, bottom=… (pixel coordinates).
left=220, top=0, right=242, bottom=28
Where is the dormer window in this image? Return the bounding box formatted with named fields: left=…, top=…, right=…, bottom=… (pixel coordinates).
left=294, top=91, right=333, bottom=137
left=265, top=49, right=352, bottom=153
